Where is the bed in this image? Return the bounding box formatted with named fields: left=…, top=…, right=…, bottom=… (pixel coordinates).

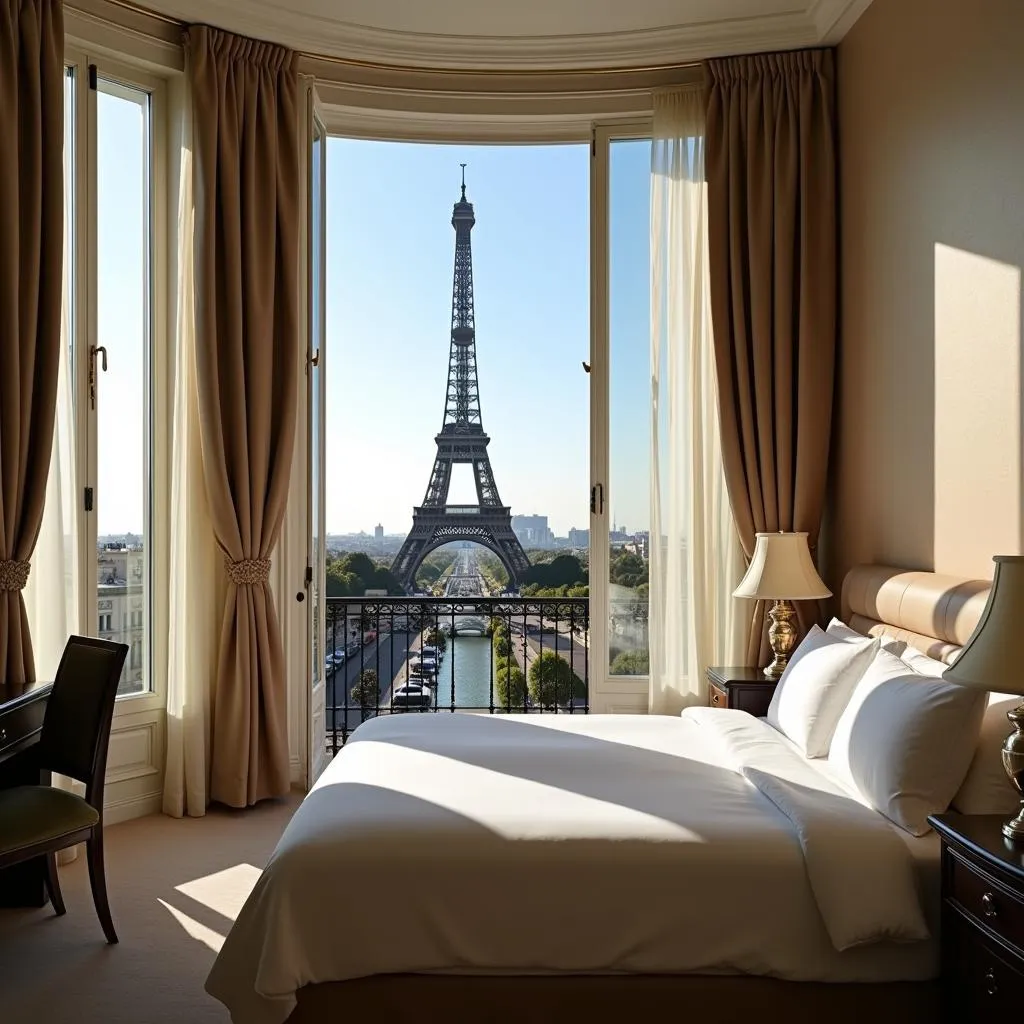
left=207, top=565, right=997, bottom=1024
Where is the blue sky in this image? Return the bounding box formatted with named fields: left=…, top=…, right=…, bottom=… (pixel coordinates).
left=95, top=86, right=147, bottom=537
left=325, top=138, right=650, bottom=537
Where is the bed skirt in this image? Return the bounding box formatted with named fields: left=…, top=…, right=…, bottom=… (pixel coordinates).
left=288, top=974, right=939, bottom=1024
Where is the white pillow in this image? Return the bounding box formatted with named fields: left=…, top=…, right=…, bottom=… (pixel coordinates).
left=826, top=617, right=868, bottom=643
left=826, top=617, right=905, bottom=656
left=899, top=645, right=948, bottom=677
left=766, top=624, right=879, bottom=757
left=828, top=646, right=987, bottom=835
left=952, top=692, right=1021, bottom=815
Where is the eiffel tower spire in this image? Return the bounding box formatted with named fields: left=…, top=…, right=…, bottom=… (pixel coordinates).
left=391, top=172, right=530, bottom=592
left=443, top=165, right=482, bottom=431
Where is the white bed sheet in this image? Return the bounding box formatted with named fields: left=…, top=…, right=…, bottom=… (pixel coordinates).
left=207, top=711, right=939, bottom=1024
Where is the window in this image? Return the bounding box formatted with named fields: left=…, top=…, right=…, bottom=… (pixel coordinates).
left=58, top=55, right=167, bottom=702
left=607, top=138, right=651, bottom=677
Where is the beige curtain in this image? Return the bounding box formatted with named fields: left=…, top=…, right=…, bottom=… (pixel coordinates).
left=0, top=0, right=64, bottom=684
left=705, top=49, right=838, bottom=667
left=163, top=70, right=225, bottom=818
left=648, top=87, right=746, bottom=714
left=188, top=25, right=300, bottom=807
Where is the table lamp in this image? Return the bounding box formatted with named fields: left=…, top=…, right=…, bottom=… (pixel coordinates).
left=943, top=555, right=1024, bottom=841
left=733, top=532, right=832, bottom=679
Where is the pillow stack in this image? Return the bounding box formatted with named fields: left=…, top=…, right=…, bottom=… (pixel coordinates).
left=827, top=646, right=986, bottom=835
left=766, top=617, right=992, bottom=836
left=766, top=624, right=879, bottom=758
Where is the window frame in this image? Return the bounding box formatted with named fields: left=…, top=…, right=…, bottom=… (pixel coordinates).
left=589, top=119, right=652, bottom=711
left=65, top=46, right=170, bottom=715
left=313, top=111, right=652, bottom=713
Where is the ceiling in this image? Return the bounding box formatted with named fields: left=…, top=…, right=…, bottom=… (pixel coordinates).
left=144, top=0, right=875, bottom=70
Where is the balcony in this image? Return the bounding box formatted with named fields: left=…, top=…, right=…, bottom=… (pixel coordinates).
left=323, top=596, right=589, bottom=753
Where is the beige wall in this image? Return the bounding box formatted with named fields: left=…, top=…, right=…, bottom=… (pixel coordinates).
left=825, top=0, right=1024, bottom=593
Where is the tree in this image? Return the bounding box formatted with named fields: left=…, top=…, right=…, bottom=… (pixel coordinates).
left=528, top=650, right=585, bottom=708
left=495, top=664, right=527, bottom=709
left=492, top=625, right=512, bottom=659
left=424, top=626, right=448, bottom=653
left=350, top=669, right=379, bottom=709
left=610, top=649, right=649, bottom=676
left=522, top=553, right=587, bottom=590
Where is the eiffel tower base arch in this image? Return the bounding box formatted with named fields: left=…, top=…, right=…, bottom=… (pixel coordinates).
left=391, top=509, right=530, bottom=592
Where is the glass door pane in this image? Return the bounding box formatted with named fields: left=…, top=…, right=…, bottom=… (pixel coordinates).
left=308, top=103, right=328, bottom=776
left=94, top=77, right=153, bottom=696
left=607, top=139, right=651, bottom=677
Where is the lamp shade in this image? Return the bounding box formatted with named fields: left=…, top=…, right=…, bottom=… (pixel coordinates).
left=944, top=555, right=1024, bottom=695
left=733, top=532, right=832, bottom=601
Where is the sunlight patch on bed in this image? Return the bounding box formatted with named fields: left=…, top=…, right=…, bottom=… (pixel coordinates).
left=174, top=863, right=263, bottom=922
left=158, top=898, right=226, bottom=952
left=316, top=739, right=709, bottom=842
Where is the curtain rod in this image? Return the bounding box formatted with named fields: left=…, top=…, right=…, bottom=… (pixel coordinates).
left=73, top=0, right=703, bottom=77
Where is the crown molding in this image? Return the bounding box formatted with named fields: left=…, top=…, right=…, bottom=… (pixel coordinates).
left=144, top=0, right=871, bottom=72
left=813, top=0, right=876, bottom=42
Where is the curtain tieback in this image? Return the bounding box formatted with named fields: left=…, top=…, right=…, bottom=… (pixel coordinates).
left=225, top=557, right=271, bottom=586
left=0, top=559, right=31, bottom=591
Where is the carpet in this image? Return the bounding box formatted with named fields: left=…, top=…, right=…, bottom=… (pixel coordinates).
left=0, top=792, right=301, bottom=1024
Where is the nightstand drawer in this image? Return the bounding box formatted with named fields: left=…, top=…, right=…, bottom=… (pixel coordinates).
left=949, top=848, right=1024, bottom=954
left=708, top=682, right=729, bottom=709
left=946, top=908, right=1024, bottom=1015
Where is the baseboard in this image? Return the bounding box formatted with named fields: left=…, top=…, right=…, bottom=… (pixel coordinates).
left=104, top=789, right=163, bottom=825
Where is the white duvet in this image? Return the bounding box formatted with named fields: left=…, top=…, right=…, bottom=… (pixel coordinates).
left=207, top=710, right=940, bottom=1024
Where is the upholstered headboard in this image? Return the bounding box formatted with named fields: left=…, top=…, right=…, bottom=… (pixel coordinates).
left=840, top=564, right=991, bottom=665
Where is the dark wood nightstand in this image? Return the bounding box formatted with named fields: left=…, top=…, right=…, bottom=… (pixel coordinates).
left=705, top=666, right=776, bottom=717
left=929, top=812, right=1024, bottom=1018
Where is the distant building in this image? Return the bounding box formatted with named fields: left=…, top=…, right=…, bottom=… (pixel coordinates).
left=96, top=544, right=146, bottom=693
left=568, top=527, right=590, bottom=550
left=374, top=523, right=384, bottom=542
left=512, top=514, right=553, bottom=548
left=625, top=532, right=650, bottom=559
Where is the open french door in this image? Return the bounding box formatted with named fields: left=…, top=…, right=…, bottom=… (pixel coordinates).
left=588, top=120, right=652, bottom=715
left=306, top=92, right=329, bottom=784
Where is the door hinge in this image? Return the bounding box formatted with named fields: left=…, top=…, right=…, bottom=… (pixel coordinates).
left=305, top=565, right=313, bottom=587
left=591, top=128, right=596, bottom=158
left=83, top=486, right=94, bottom=512
left=88, top=64, right=97, bottom=91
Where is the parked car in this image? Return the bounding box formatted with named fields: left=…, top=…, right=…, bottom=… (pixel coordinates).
left=392, top=683, right=433, bottom=711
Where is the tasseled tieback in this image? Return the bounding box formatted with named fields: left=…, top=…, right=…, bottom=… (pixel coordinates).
left=224, top=557, right=271, bottom=586
left=0, top=559, right=31, bottom=591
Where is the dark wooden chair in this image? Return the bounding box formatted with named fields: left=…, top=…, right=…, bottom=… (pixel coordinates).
left=0, top=635, right=128, bottom=943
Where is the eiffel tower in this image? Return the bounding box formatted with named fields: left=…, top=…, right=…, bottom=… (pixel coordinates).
left=391, top=170, right=531, bottom=592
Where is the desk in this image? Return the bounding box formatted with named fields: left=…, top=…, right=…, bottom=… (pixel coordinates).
left=0, top=678, right=53, bottom=907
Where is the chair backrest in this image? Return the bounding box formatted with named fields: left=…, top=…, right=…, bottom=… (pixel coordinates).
left=36, top=636, right=128, bottom=808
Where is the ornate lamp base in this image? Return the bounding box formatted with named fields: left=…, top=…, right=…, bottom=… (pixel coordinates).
left=1002, top=703, right=1024, bottom=841
left=764, top=599, right=798, bottom=679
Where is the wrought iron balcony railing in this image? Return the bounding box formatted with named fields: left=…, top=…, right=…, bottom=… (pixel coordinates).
left=322, top=596, right=589, bottom=754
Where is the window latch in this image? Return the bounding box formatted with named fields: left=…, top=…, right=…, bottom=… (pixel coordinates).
left=590, top=483, right=604, bottom=515
left=89, top=345, right=108, bottom=410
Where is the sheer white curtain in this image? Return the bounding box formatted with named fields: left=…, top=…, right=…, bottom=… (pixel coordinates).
left=24, top=136, right=79, bottom=677
left=648, top=86, right=745, bottom=714
left=163, top=75, right=224, bottom=818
